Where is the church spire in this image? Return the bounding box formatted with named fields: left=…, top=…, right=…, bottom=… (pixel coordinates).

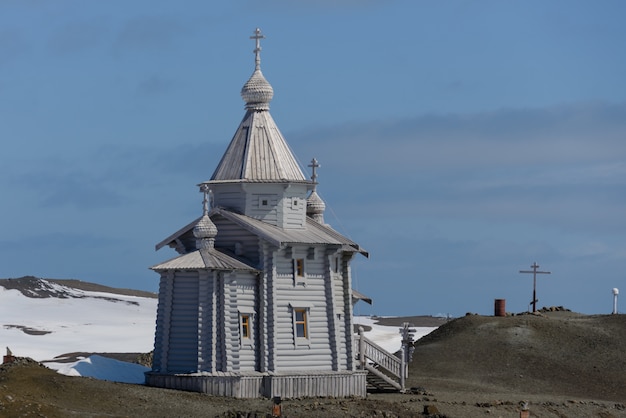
left=209, top=28, right=306, bottom=184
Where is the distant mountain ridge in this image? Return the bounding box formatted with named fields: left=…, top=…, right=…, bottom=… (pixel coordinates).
left=0, top=276, right=157, bottom=300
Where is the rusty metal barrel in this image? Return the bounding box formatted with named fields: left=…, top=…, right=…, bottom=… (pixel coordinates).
left=494, top=299, right=506, bottom=317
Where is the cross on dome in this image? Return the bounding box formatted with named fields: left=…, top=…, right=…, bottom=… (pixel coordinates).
left=200, top=184, right=210, bottom=215
left=250, top=28, right=265, bottom=70
left=306, top=158, right=326, bottom=223
left=308, top=158, right=320, bottom=185
left=241, top=27, right=274, bottom=110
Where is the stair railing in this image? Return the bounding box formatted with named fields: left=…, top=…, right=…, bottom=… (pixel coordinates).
left=357, top=326, right=405, bottom=391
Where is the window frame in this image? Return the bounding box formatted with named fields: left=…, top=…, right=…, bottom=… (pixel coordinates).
left=258, top=194, right=272, bottom=208
left=294, top=309, right=307, bottom=338
left=290, top=304, right=312, bottom=347
left=238, top=310, right=255, bottom=348
left=293, top=258, right=306, bottom=286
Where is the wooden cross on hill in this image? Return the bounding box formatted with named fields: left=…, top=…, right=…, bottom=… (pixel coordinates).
left=519, top=262, right=551, bottom=313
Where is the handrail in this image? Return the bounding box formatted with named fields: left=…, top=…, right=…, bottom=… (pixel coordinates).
left=364, top=363, right=402, bottom=391
left=362, top=337, right=402, bottom=377
left=357, top=326, right=403, bottom=388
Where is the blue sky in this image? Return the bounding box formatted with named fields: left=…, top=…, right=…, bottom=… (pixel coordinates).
left=1, top=1, right=625, bottom=317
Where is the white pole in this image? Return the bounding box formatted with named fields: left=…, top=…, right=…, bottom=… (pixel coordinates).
left=358, top=326, right=365, bottom=369
left=612, top=288, right=619, bottom=314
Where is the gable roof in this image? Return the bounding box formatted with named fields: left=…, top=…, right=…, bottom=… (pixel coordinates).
left=150, top=247, right=258, bottom=272
left=155, top=207, right=368, bottom=257
left=218, top=208, right=368, bottom=256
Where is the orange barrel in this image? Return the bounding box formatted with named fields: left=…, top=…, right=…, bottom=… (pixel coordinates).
left=494, top=299, right=506, bottom=317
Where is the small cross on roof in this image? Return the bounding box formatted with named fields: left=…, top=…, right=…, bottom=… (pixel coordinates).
left=308, top=158, right=320, bottom=184
left=250, top=28, right=265, bottom=69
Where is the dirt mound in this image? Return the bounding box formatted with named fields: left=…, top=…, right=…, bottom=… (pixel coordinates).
left=409, top=312, right=626, bottom=402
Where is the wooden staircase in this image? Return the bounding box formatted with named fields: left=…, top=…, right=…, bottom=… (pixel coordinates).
left=356, top=327, right=406, bottom=392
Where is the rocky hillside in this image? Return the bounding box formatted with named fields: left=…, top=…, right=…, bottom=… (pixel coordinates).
left=0, top=276, right=156, bottom=299
left=409, top=310, right=626, bottom=403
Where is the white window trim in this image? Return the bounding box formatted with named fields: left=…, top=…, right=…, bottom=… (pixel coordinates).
left=238, top=309, right=255, bottom=348
left=289, top=303, right=313, bottom=348
left=293, top=258, right=306, bottom=286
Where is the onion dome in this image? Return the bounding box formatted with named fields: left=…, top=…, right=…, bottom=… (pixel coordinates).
left=194, top=185, right=217, bottom=249
left=194, top=214, right=217, bottom=249
left=241, top=28, right=273, bottom=110
left=241, top=69, right=273, bottom=110
left=306, top=158, right=326, bottom=223
left=307, top=190, right=326, bottom=223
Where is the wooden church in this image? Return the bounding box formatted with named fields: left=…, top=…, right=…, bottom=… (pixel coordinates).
left=145, top=29, right=369, bottom=398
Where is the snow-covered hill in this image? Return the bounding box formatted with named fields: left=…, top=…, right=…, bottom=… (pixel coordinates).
left=0, top=277, right=437, bottom=385
left=0, top=277, right=157, bottom=383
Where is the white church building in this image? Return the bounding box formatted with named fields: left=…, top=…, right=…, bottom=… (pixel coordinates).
left=145, top=29, right=370, bottom=398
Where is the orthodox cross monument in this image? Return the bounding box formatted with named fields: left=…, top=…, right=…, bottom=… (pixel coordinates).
left=519, top=262, right=551, bottom=313
left=146, top=28, right=369, bottom=398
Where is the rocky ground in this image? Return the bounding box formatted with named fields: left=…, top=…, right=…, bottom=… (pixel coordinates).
left=2, top=310, right=626, bottom=417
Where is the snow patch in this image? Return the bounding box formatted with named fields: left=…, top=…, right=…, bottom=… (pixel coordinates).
left=354, top=316, right=437, bottom=354
left=46, top=355, right=150, bottom=384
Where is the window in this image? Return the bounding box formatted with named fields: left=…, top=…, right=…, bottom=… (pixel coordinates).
left=239, top=310, right=255, bottom=347
left=290, top=303, right=312, bottom=346
left=241, top=314, right=251, bottom=339
left=259, top=195, right=272, bottom=208
left=294, top=309, right=308, bottom=339
left=295, top=258, right=305, bottom=277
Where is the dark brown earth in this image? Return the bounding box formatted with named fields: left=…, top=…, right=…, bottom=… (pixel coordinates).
left=2, top=311, right=626, bottom=417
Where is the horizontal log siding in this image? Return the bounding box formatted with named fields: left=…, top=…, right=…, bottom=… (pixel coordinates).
left=248, top=193, right=278, bottom=224
left=197, top=271, right=215, bottom=372
left=342, top=253, right=357, bottom=371
left=279, top=186, right=308, bottom=230
left=263, top=243, right=277, bottom=372
left=283, top=196, right=306, bottom=229
left=216, top=273, right=226, bottom=371
left=213, top=217, right=260, bottom=266
left=224, top=273, right=239, bottom=372
left=323, top=251, right=339, bottom=371
left=151, top=273, right=172, bottom=372
left=168, top=272, right=199, bottom=373
left=334, top=274, right=348, bottom=369
left=212, top=185, right=246, bottom=214
left=236, top=275, right=257, bottom=371
left=273, top=246, right=333, bottom=371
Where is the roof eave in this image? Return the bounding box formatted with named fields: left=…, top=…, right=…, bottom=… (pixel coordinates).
left=155, top=216, right=202, bottom=251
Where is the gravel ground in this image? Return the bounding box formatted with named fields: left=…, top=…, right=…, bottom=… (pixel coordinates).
left=2, top=311, right=626, bottom=417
